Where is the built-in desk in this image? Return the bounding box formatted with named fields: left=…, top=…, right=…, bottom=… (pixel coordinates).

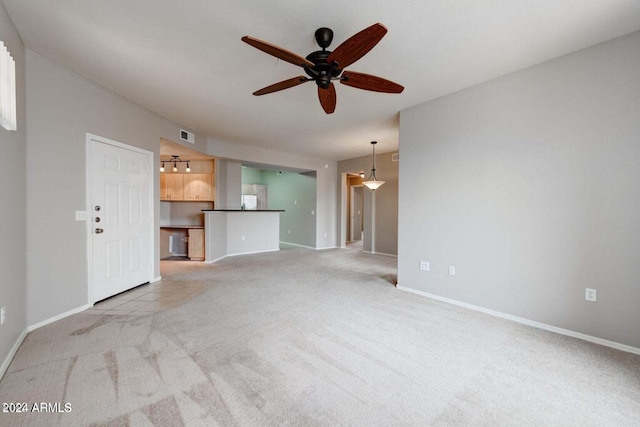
left=202, top=210, right=284, bottom=263
left=160, top=225, right=205, bottom=260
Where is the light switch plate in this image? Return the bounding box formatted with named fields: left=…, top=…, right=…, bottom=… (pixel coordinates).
left=75, top=211, right=87, bottom=221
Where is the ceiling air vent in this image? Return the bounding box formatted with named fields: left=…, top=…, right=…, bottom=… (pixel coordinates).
left=392, top=153, right=399, bottom=162
left=180, top=129, right=195, bottom=144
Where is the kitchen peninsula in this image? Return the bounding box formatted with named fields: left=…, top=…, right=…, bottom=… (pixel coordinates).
left=203, top=209, right=284, bottom=263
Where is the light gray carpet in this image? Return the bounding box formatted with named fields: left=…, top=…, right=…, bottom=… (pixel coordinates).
left=1, top=246, right=639, bottom=426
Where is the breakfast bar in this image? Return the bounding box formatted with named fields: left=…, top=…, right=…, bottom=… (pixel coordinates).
left=202, top=209, right=284, bottom=263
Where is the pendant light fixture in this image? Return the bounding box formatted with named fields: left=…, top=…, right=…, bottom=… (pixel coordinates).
left=160, top=155, right=191, bottom=173
left=362, top=141, right=385, bottom=191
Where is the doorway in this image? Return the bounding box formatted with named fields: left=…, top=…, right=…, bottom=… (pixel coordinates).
left=87, top=134, right=154, bottom=303
left=350, top=185, right=364, bottom=242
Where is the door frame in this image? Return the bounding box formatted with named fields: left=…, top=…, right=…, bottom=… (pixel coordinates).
left=85, top=133, right=155, bottom=305
left=340, top=172, right=376, bottom=251
left=349, top=184, right=363, bottom=242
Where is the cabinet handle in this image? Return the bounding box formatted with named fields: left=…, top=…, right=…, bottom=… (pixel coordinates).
left=95, top=228, right=104, bottom=234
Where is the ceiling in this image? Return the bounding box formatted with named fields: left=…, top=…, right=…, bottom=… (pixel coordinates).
left=5, top=1, right=640, bottom=161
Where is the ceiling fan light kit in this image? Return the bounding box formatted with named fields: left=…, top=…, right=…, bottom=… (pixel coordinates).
left=242, top=23, right=404, bottom=114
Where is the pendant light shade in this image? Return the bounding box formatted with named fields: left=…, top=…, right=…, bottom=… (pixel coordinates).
left=363, top=141, right=385, bottom=191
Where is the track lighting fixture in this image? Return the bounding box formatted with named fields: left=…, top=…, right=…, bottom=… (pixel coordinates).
left=160, top=155, right=191, bottom=173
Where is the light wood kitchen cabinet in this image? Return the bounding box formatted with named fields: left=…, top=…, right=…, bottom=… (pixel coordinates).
left=183, top=174, right=214, bottom=201
left=188, top=228, right=205, bottom=260
left=160, top=174, right=184, bottom=200
left=161, top=173, right=214, bottom=201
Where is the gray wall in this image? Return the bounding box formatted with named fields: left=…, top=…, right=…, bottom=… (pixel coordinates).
left=398, top=31, right=640, bottom=348
left=338, top=152, right=399, bottom=255
left=261, top=171, right=317, bottom=248
left=24, top=50, right=194, bottom=326
left=215, top=160, right=242, bottom=209
left=0, top=1, right=26, bottom=372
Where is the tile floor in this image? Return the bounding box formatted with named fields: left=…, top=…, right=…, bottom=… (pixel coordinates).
left=85, top=279, right=207, bottom=317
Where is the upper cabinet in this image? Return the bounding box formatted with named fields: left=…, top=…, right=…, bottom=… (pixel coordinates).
left=160, top=159, right=215, bottom=202
left=160, top=174, right=184, bottom=200
left=184, top=174, right=214, bottom=201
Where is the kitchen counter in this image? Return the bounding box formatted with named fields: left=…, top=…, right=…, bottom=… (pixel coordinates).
left=203, top=210, right=283, bottom=263
left=160, top=225, right=205, bottom=260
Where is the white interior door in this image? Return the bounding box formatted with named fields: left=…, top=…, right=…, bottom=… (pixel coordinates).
left=90, top=137, right=153, bottom=302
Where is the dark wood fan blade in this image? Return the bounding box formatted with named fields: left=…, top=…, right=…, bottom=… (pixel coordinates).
left=318, top=83, right=336, bottom=114
left=253, top=76, right=310, bottom=96
left=242, top=36, right=314, bottom=67
left=340, top=71, right=404, bottom=93
left=327, top=23, right=387, bottom=69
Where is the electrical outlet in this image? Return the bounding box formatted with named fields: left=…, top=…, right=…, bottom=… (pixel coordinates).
left=75, top=211, right=87, bottom=221
left=585, top=288, right=597, bottom=302
left=448, top=266, right=456, bottom=276
left=419, top=261, right=430, bottom=271
left=1, top=307, right=5, bottom=325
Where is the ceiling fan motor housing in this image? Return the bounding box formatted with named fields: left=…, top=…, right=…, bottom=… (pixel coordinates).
left=304, top=50, right=342, bottom=88
left=302, top=27, right=343, bottom=89
left=314, top=27, right=333, bottom=49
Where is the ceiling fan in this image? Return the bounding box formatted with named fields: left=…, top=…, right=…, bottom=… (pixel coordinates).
left=241, top=23, right=404, bottom=114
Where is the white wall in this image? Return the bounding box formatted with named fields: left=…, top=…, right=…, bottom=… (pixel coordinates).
left=398, top=31, right=640, bottom=349
left=24, top=50, right=194, bottom=326
left=0, top=1, right=26, bottom=373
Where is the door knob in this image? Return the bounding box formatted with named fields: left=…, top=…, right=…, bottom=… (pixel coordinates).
left=95, top=205, right=101, bottom=211
left=95, top=228, right=104, bottom=234
left=94, top=217, right=101, bottom=222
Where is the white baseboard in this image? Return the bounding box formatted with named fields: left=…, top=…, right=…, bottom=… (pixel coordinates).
left=170, top=253, right=187, bottom=257
left=27, top=304, right=92, bottom=332
left=362, top=250, right=398, bottom=258
left=279, top=241, right=316, bottom=250
left=1, top=329, right=28, bottom=380
left=205, top=248, right=280, bottom=264
left=151, top=276, right=161, bottom=283
left=397, top=285, right=640, bottom=356
left=280, top=242, right=338, bottom=251
left=2, top=303, right=92, bottom=380
left=373, top=251, right=398, bottom=258
left=205, top=255, right=227, bottom=264
left=228, top=249, right=279, bottom=257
